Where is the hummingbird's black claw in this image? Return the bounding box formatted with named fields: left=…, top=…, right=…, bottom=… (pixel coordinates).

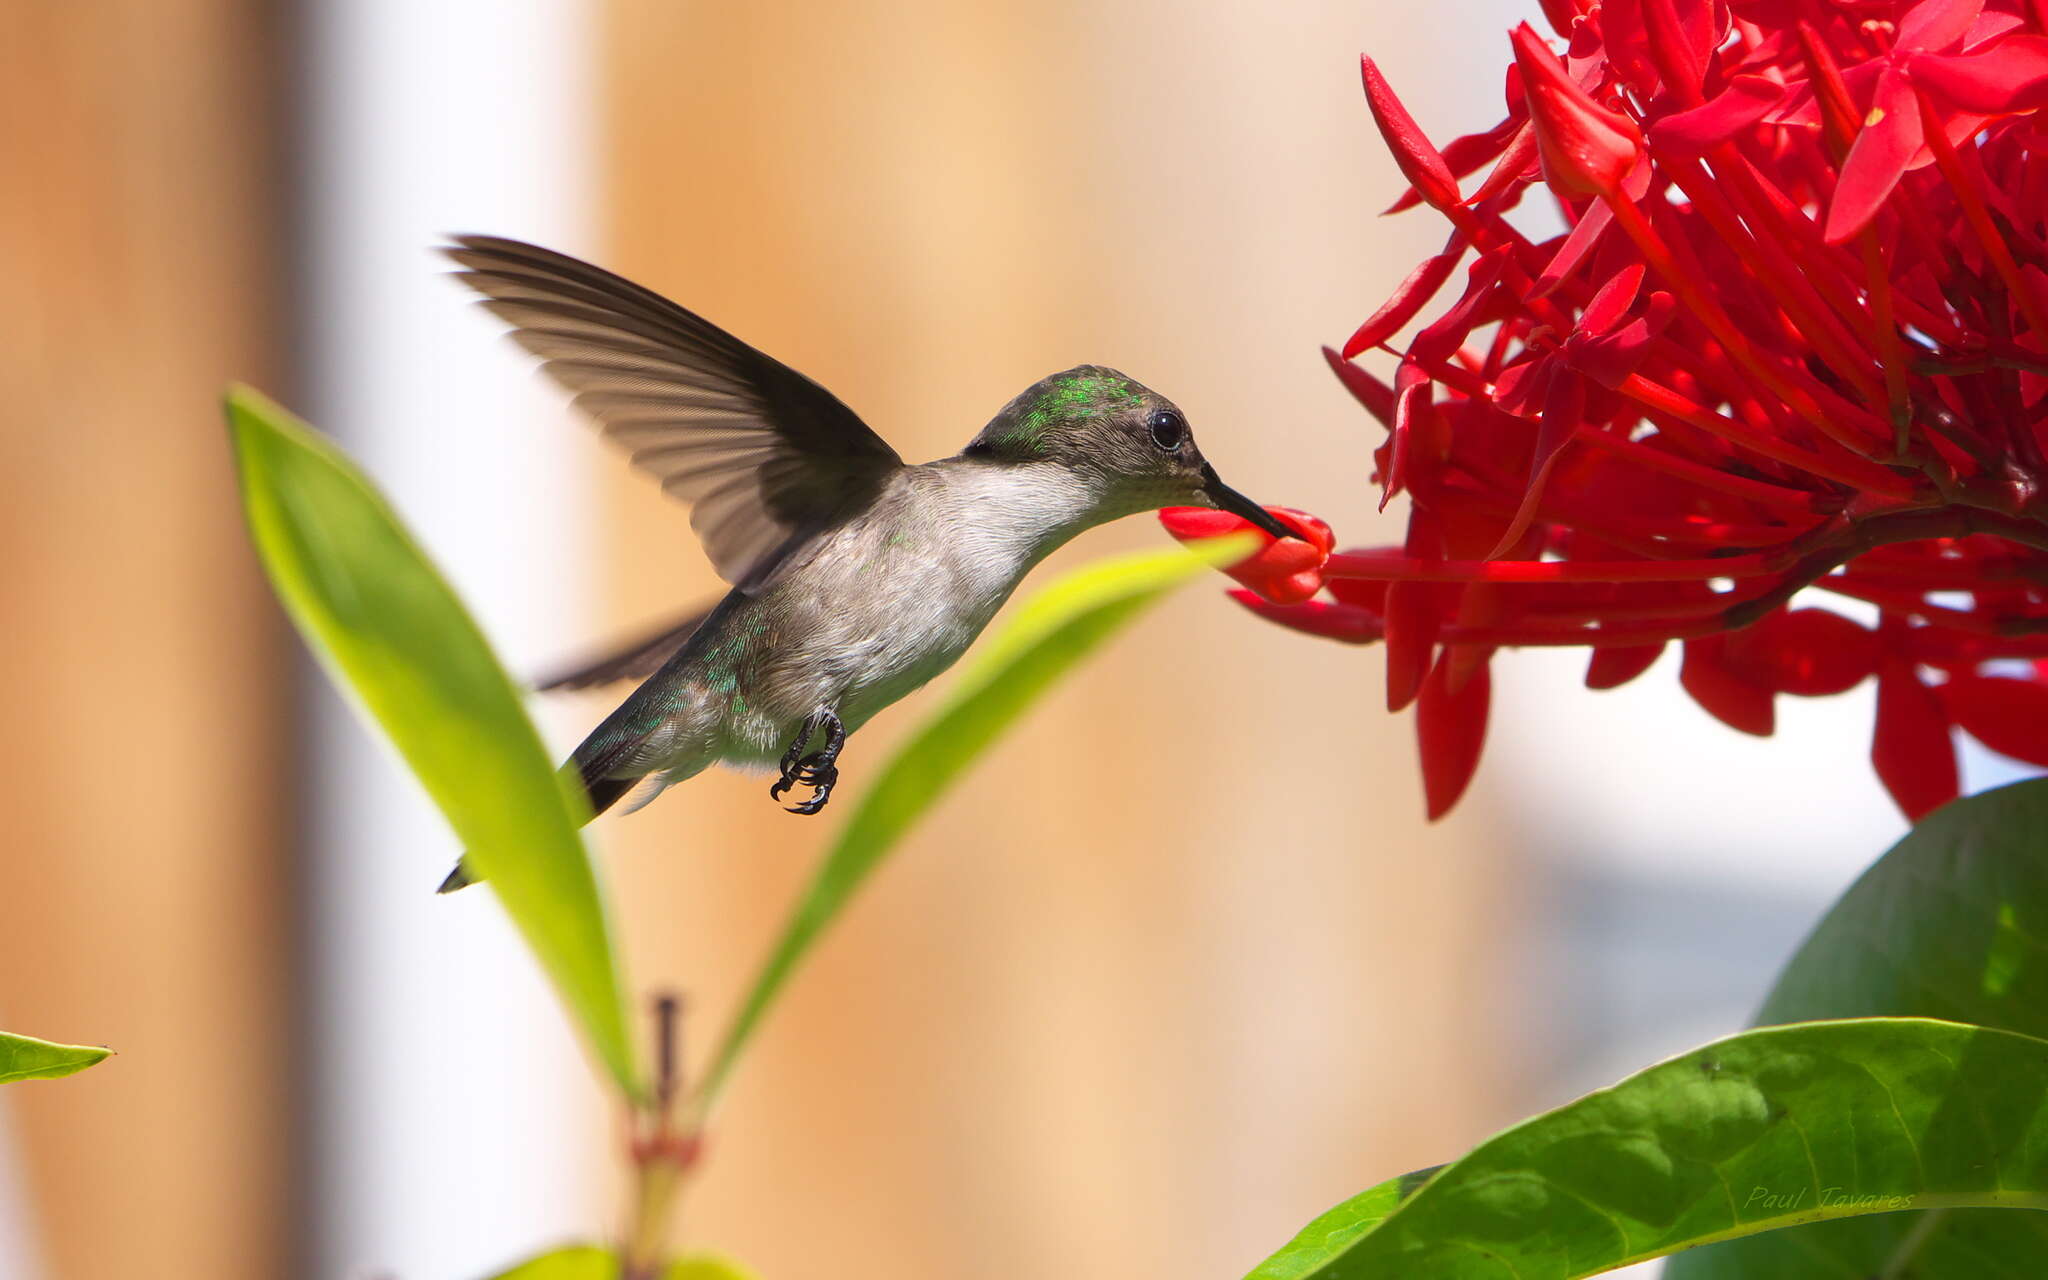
left=771, top=709, right=845, bottom=813
left=774, top=718, right=817, bottom=791
left=783, top=761, right=838, bottom=814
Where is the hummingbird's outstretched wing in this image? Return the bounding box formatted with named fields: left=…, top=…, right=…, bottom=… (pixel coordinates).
left=443, top=234, right=904, bottom=591
left=532, top=603, right=716, bottom=693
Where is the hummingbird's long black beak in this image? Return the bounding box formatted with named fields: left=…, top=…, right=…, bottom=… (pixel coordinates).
left=1200, top=464, right=1297, bottom=540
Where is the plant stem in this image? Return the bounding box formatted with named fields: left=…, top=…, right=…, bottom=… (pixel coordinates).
left=621, top=1153, right=688, bottom=1280
left=620, top=993, right=699, bottom=1280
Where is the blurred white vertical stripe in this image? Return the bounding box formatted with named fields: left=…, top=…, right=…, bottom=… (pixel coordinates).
left=0, top=1093, right=43, bottom=1279
left=299, top=2, right=605, bottom=1276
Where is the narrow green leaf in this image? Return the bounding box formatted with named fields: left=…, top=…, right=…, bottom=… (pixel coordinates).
left=487, top=1245, right=613, bottom=1280
left=665, top=1256, right=760, bottom=1280
left=0, top=1031, right=110, bottom=1084
left=1670, top=778, right=2048, bottom=1278
left=696, top=536, right=1255, bottom=1107
left=484, top=1246, right=757, bottom=1280
left=1250, top=1018, right=2048, bottom=1279
left=225, top=386, right=640, bottom=1098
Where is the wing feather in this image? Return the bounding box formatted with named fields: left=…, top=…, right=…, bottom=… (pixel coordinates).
left=444, top=234, right=903, bottom=590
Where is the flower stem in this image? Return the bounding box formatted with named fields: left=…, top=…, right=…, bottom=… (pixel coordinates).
left=620, top=994, right=700, bottom=1280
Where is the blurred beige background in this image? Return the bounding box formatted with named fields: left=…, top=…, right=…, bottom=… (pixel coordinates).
left=1, top=3, right=292, bottom=1278
left=1, top=2, right=1536, bottom=1277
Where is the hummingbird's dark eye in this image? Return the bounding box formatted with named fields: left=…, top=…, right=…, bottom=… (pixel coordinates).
left=1148, top=409, right=1187, bottom=452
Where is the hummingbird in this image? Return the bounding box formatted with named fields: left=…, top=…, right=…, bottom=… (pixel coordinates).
left=435, top=235, right=1294, bottom=891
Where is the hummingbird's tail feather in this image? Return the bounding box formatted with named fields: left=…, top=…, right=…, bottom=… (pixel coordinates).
left=615, top=770, right=681, bottom=816
left=581, top=772, right=642, bottom=820
left=432, top=770, right=644, bottom=894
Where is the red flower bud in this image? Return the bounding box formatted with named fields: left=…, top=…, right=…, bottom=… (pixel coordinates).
left=1360, top=57, right=1463, bottom=213
left=1509, top=23, right=1643, bottom=199
left=1158, top=505, right=1333, bottom=605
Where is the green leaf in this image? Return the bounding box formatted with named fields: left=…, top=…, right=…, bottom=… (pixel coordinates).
left=1249, top=1018, right=2048, bottom=1279
left=665, top=1256, right=759, bottom=1280
left=695, top=536, right=1254, bottom=1107
left=226, top=386, right=640, bottom=1099
left=484, top=1245, right=757, bottom=1280
left=487, top=1245, right=613, bottom=1280
left=0, top=1031, right=110, bottom=1084
left=1670, top=778, right=2048, bottom=1279
left=1253, top=1167, right=1444, bottom=1277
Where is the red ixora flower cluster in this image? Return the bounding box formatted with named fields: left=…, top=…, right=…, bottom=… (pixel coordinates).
left=1166, top=0, right=2048, bottom=820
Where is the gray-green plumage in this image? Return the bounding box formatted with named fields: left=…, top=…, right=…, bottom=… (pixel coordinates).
left=436, top=235, right=1290, bottom=891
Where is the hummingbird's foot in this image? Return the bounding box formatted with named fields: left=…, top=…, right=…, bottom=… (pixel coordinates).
left=772, top=718, right=817, bottom=792
left=770, top=709, right=845, bottom=813
left=783, top=758, right=839, bottom=814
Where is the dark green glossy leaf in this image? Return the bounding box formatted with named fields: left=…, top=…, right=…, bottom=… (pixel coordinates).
left=0, top=1031, right=110, bottom=1084
left=1250, top=1018, right=2048, bottom=1278
left=1670, top=778, right=2048, bottom=1279
left=226, top=386, right=639, bottom=1098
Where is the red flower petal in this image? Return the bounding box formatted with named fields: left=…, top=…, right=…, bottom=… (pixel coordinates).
left=1361, top=56, right=1463, bottom=212
left=1322, top=346, right=1395, bottom=426
left=1964, top=10, right=2024, bottom=50
left=1650, top=74, right=1786, bottom=153
left=1468, top=120, right=1543, bottom=206
left=1492, top=353, right=1553, bottom=419
left=1384, top=512, right=1447, bottom=713
left=1895, top=0, right=1984, bottom=54
left=1909, top=37, right=2048, bottom=115
left=1729, top=608, right=1880, bottom=695
left=1943, top=674, right=2048, bottom=766
left=1383, top=580, right=1440, bottom=713
left=1382, top=362, right=1433, bottom=510
left=1568, top=290, right=1675, bottom=388
left=1531, top=197, right=1614, bottom=299
left=1226, top=589, right=1383, bottom=644
left=1823, top=65, right=1923, bottom=243
left=1586, top=642, right=1664, bottom=689
left=1416, top=652, right=1492, bottom=819
left=1511, top=23, right=1645, bottom=199
left=1410, top=245, right=1515, bottom=368
left=1637, top=0, right=1717, bottom=102
left=1343, top=240, right=1465, bottom=358
left=1580, top=262, right=1648, bottom=334
left=1772, top=58, right=1884, bottom=133
left=1872, top=659, right=1958, bottom=820
left=1680, top=634, right=1776, bottom=735
left=1536, top=0, right=1582, bottom=39
left=1488, top=368, right=1585, bottom=557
